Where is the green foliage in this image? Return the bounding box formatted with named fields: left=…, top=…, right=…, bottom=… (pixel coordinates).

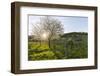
left=28, top=32, right=88, bottom=61
left=54, top=51, right=64, bottom=59
left=28, top=50, right=57, bottom=60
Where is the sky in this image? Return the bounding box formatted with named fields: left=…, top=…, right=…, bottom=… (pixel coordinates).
left=28, top=15, right=88, bottom=35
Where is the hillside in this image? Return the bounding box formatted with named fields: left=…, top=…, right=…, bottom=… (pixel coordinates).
left=50, top=32, right=88, bottom=59
left=61, top=32, right=88, bottom=45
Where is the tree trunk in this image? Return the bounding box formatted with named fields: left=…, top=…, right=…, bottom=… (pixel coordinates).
left=48, top=39, right=51, bottom=48
left=48, top=35, right=52, bottom=49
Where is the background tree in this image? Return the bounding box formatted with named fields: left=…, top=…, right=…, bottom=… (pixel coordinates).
left=31, top=23, right=43, bottom=46
left=40, top=16, right=64, bottom=48
left=32, top=16, right=64, bottom=48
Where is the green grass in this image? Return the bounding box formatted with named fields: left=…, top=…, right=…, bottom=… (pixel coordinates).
left=28, top=42, right=50, bottom=51
left=28, top=40, right=88, bottom=61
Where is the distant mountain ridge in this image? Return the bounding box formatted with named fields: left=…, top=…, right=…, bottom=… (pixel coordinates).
left=61, top=32, right=87, bottom=37
left=61, top=32, right=87, bottom=41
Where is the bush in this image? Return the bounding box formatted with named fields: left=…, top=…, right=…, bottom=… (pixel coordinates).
left=28, top=51, right=57, bottom=61
left=54, top=51, right=64, bottom=59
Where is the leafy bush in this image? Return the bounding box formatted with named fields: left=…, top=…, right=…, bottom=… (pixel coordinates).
left=54, top=51, right=64, bottom=59
left=28, top=50, right=57, bottom=60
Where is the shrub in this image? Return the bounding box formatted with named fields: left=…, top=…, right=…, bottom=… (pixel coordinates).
left=28, top=51, right=57, bottom=61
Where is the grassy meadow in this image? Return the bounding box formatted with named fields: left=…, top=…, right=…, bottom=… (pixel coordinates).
left=28, top=32, right=88, bottom=61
